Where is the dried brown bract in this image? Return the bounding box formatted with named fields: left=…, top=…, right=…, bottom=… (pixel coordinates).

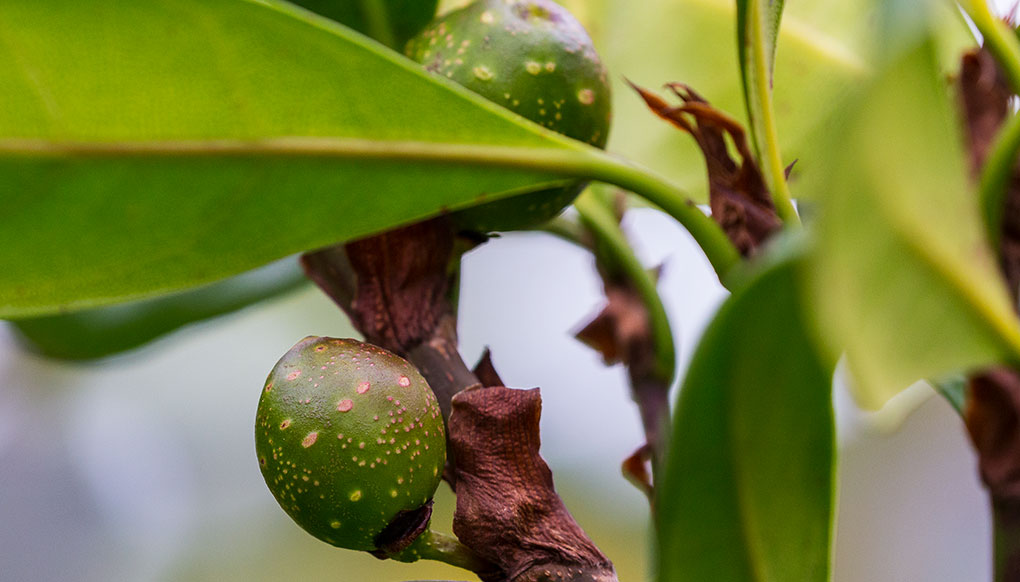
left=630, top=81, right=781, bottom=256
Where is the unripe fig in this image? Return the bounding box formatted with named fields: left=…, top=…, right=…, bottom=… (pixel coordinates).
left=406, top=0, right=612, bottom=233
left=255, top=337, right=446, bottom=552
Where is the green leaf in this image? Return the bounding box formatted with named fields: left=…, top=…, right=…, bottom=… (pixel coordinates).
left=0, top=0, right=609, bottom=318
left=806, top=17, right=1020, bottom=409
left=287, top=0, right=439, bottom=49
left=657, top=247, right=835, bottom=582
left=10, top=258, right=307, bottom=361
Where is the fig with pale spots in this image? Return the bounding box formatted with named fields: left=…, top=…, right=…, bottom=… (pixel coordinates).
left=255, top=336, right=446, bottom=552
left=405, top=0, right=612, bottom=234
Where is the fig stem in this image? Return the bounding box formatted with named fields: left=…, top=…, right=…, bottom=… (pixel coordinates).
left=403, top=529, right=496, bottom=575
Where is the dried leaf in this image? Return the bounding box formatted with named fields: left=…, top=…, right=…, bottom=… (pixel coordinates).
left=630, top=81, right=781, bottom=255
left=576, top=283, right=656, bottom=383
left=621, top=444, right=654, bottom=500
left=450, top=386, right=617, bottom=582
left=472, top=348, right=506, bottom=388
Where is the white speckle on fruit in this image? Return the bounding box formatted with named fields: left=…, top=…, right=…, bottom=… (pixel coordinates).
left=397, top=375, right=411, bottom=387
left=473, top=66, right=494, bottom=81
left=337, top=399, right=354, bottom=412
left=480, top=10, right=494, bottom=24
left=349, top=490, right=362, bottom=501
left=301, top=432, right=318, bottom=448
left=578, top=88, right=595, bottom=105
left=545, top=61, right=556, bottom=72
left=357, top=381, right=370, bottom=394
left=330, top=520, right=341, bottom=529
left=525, top=61, right=542, bottom=75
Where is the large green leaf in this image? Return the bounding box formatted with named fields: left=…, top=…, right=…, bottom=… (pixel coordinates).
left=0, top=0, right=610, bottom=318
left=657, top=247, right=835, bottom=582
left=10, top=258, right=306, bottom=361
left=288, top=0, right=439, bottom=49
left=806, top=8, right=1020, bottom=409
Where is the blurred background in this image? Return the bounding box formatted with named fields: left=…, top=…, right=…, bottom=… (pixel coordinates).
left=1, top=0, right=1012, bottom=580
left=0, top=209, right=991, bottom=581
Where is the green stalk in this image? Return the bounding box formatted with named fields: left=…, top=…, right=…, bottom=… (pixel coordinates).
left=744, top=1, right=800, bottom=226
left=398, top=529, right=492, bottom=573
left=572, top=154, right=742, bottom=285
left=573, top=192, right=676, bottom=486
left=979, top=112, right=1020, bottom=249
left=4, top=138, right=742, bottom=285
left=573, top=192, right=676, bottom=385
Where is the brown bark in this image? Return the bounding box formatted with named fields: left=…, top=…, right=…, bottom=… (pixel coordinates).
left=450, top=386, right=618, bottom=582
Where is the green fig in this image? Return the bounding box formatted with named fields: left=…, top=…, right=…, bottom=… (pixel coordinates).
left=405, top=0, right=612, bottom=234
left=255, top=337, right=446, bottom=552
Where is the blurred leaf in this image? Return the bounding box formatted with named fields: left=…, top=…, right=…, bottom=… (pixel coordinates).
left=0, top=0, right=608, bottom=318
left=657, top=247, right=835, bottom=582
left=10, top=258, right=306, bottom=361
left=736, top=0, right=784, bottom=157
left=287, top=0, right=438, bottom=49
left=806, top=17, right=1020, bottom=409
left=600, top=0, right=969, bottom=202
